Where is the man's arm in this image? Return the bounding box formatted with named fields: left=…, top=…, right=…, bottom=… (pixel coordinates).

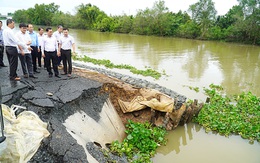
left=41, top=38, right=45, bottom=58
left=71, top=37, right=76, bottom=54
left=11, top=31, right=27, bottom=49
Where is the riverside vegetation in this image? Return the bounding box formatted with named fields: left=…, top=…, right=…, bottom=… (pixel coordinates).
left=109, top=120, right=167, bottom=163
left=72, top=55, right=163, bottom=79
left=193, top=84, right=260, bottom=143
left=11, top=0, right=260, bottom=45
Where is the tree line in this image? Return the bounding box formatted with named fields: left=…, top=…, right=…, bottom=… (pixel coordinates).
left=12, top=0, right=260, bottom=45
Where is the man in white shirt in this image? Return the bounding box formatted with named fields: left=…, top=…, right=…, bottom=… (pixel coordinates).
left=41, top=27, right=61, bottom=78
left=58, top=28, right=76, bottom=77
left=16, top=23, right=36, bottom=79
left=3, top=19, right=28, bottom=81
left=38, top=27, right=45, bottom=68
left=53, top=25, right=63, bottom=66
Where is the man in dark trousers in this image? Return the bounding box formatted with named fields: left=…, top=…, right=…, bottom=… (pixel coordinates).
left=0, top=20, right=7, bottom=67
left=58, top=28, right=76, bottom=77
left=3, top=19, right=28, bottom=81
left=41, top=27, right=61, bottom=78
left=16, top=23, right=37, bottom=79
left=28, top=24, right=40, bottom=73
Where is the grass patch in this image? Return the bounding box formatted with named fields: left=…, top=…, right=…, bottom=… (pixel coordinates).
left=72, top=55, right=162, bottom=79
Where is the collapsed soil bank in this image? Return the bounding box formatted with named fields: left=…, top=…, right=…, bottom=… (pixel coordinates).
left=1, top=63, right=202, bottom=162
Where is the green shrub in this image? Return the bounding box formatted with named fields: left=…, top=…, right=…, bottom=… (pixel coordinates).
left=110, top=120, right=167, bottom=162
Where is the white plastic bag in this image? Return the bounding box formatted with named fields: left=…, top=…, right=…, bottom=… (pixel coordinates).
left=0, top=104, right=50, bottom=163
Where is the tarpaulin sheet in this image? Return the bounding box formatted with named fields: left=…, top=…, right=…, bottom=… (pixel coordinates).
left=0, top=104, right=49, bottom=163
left=118, top=88, right=174, bottom=113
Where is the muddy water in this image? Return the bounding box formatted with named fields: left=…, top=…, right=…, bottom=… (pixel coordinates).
left=153, top=123, right=260, bottom=163
left=71, top=30, right=260, bottom=102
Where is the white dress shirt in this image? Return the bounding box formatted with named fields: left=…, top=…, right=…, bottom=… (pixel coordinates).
left=60, top=35, right=75, bottom=50
left=53, top=31, right=62, bottom=43
left=38, top=33, right=45, bottom=47
left=16, top=31, right=32, bottom=53
left=3, top=27, right=26, bottom=48
left=41, top=35, right=58, bottom=53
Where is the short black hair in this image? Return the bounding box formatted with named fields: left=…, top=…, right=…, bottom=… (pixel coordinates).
left=0, top=20, right=2, bottom=24
left=38, top=27, right=44, bottom=31
left=46, top=27, right=52, bottom=32
left=19, top=23, right=27, bottom=28
left=63, top=28, right=69, bottom=31
left=6, top=19, right=14, bottom=26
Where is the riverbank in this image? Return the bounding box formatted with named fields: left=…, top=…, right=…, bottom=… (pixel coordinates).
left=1, top=51, right=195, bottom=162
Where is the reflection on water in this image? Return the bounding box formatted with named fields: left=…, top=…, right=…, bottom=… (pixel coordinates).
left=153, top=123, right=260, bottom=163
left=69, top=30, right=260, bottom=101
left=156, top=123, right=202, bottom=155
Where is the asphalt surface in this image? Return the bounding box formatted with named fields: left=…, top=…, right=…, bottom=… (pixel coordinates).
left=0, top=52, right=116, bottom=162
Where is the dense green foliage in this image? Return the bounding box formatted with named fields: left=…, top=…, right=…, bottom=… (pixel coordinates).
left=110, top=120, right=167, bottom=162
left=193, top=84, right=260, bottom=142
left=12, top=0, right=260, bottom=45
left=72, top=55, right=162, bottom=79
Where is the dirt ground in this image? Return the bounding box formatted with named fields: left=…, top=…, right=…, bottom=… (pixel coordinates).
left=73, top=67, right=203, bottom=129
left=73, top=68, right=154, bottom=125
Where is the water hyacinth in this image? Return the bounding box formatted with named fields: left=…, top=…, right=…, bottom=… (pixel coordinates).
left=193, top=84, right=260, bottom=142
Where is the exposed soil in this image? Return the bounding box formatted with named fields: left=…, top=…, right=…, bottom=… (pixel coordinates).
left=73, top=68, right=203, bottom=129
left=73, top=68, right=154, bottom=124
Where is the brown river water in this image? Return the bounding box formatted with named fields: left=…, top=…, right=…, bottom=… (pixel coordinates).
left=6, top=23, right=260, bottom=162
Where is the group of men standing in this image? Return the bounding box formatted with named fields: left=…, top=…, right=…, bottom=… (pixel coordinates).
left=0, top=19, right=76, bottom=81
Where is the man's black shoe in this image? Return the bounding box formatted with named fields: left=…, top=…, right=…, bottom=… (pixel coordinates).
left=55, top=75, right=61, bottom=78
left=49, top=74, right=53, bottom=78
left=34, top=70, right=40, bottom=73
left=29, top=75, right=38, bottom=79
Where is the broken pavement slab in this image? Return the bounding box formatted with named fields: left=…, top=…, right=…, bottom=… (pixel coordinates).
left=0, top=55, right=127, bottom=162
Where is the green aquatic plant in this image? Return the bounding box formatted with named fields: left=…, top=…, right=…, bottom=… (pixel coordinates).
left=110, top=120, right=167, bottom=162
left=72, top=55, right=162, bottom=79
left=183, top=85, right=200, bottom=93
left=193, top=84, right=260, bottom=142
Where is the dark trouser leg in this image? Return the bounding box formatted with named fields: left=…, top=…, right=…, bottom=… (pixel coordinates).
left=58, top=56, right=62, bottom=65
left=44, top=57, right=47, bottom=68
left=51, top=51, right=59, bottom=76
left=25, top=53, right=34, bottom=76
left=45, top=52, right=52, bottom=75
left=66, top=50, right=72, bottom=74
left=6, top=46, right=18, bottom=78
left=37, top=47, right=42, bottom=67
left=18, top=53, right=27, bottom=75
left=61, top=50, right=67, bottom=74
left=31, top=46, right=38, bottom=71
left=0, top=46, right=4, bottom=65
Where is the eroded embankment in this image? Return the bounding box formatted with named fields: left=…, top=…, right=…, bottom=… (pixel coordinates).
left=1, top=65, right=203, bottom=162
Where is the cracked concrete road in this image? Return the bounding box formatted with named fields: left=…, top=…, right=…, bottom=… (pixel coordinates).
left=0, top=54, right=119, bottom=162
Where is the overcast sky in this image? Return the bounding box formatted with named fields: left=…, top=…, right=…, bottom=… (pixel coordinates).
left=0, top=0, right=239, bottom=16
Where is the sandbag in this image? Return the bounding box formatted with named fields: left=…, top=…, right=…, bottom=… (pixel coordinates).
left=0, top=104, right=50, bottom=163
left=118, top=88, right=175, bottom=113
